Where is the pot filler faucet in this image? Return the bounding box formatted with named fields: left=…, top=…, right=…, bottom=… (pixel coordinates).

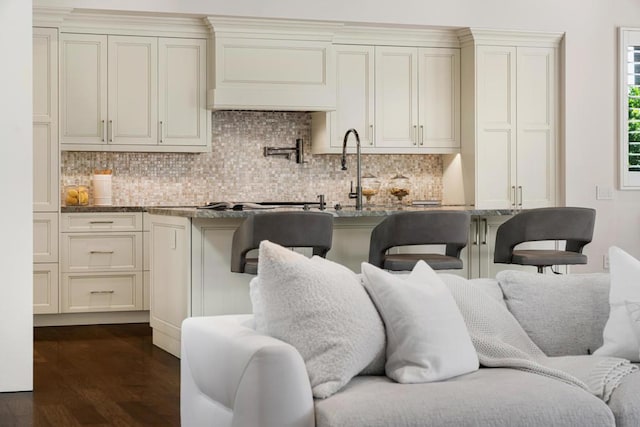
left=341, top=128, right=363, bottom=211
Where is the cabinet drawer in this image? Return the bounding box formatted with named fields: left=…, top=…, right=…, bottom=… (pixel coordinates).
left=61, top=272, right=143, bottom=313
left=34, top=212, right=59, bottom=263
left=61, top=212, right=142, bottom=232
left=61, top=232, right=141, bottom=272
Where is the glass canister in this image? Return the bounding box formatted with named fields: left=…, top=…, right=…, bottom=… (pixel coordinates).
left=64, top=183, right=89, bottom=206
left=389, top=174, right=411, bottom=205
left=361, top=173, right=381, bottom=207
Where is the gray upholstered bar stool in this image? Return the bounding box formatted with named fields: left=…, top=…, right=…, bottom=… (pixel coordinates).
left=368, top=210, right=471, bottom=271
left=230, top=211, right=334, bottom=274
left=493, top=207, right=596, bottom=273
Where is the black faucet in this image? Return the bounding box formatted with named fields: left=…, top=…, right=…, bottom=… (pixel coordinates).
left=341, top=128, right=363, bottom=211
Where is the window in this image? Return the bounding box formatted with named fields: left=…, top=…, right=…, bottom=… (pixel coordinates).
left=620, top=28, right=640, bottom=189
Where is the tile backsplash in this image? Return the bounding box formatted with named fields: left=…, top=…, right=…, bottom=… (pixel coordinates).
left=61, top=111, right=443, bottom=207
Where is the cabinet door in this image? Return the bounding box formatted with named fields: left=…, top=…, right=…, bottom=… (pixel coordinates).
left=418, top=48, right=460, bottom=149
left=331, top=45, right=375, bottom=149
left=33, top=27, right=59, bottom=212
left=375, top=46, right=418, bottom=148
left=34, top=212, right=59, bottom=263
left=516, top=47, right=557, bottom=209
left=60, top=33, right=108, bottom=145
left=158, top=38, right=207, bottom=147
left=475, top=46, right=517, bottom=209
left=108, top=35, right=158, bottom=145
left=149, top=215, right=191, bottom=357
left=474, top=216, right=514, bottom=279
left=34, top=263, right=59, bottom=314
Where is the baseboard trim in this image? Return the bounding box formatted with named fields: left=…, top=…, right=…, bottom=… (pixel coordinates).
left=34, top=311, right=150, bottom=327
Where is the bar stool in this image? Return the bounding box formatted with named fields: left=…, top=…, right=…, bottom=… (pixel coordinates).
left=230, top=211, right=334, bottom=274
left=368, top=210, right=471, bottom=271
left=493, top=207, right=596, bottom=273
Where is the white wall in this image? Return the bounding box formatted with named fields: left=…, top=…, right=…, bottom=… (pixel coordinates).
left=0, top=0, right=33, bottom=391
left=35, top=0, right=640, bottom=272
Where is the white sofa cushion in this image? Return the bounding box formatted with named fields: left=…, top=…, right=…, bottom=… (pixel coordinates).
left=253, top=240, right=385, bottom=398
left=594, top=246, right=640, bottom=361
left=361, top=261, right=478, bottom=383
left=314, top=369, right=615, bottom=427
left=497, top=269, right=610, bottom=356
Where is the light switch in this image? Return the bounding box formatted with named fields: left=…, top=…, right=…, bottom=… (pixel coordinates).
left=596, top=185, right=614, bottom=200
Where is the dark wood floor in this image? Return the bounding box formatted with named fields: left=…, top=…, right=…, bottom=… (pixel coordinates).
left=0, top=323, right=180, bottom=427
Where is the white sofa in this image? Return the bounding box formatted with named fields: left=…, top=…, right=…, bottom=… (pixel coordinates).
left=180, top=274, right=640, bottom=427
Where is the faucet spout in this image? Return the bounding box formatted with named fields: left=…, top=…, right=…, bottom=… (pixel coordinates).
left=341, top=128, right=363, bottom=211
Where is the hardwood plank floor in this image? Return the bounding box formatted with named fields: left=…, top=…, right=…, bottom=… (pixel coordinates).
left=0, top=324, right=180, bottom=427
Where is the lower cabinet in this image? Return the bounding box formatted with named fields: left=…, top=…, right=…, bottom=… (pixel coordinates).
left=60, top=212, right=144, bottom=313
left=466, top=215, right=512, bottom=279
left=33, top=263, right=59, bottom=314
left=33, top=213, right=59, bottom=314
left=148, top=214, right=191, bottom=357
left=61, top=272, right=142, bottom=313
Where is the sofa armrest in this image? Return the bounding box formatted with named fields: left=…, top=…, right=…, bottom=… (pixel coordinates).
left=181, top=315, right=315, bottom=427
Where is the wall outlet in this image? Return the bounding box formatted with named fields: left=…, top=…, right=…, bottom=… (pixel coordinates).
left=603, top=254, right=610, bottom=271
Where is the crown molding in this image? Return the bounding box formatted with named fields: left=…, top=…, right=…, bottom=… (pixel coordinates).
left=457, top=28, right=564, bottom=48
left=41, top=8, right=210, bottom=38
left=33, top=6, right=73, bottom=27
left=206, top=16, right=344, bottom=42
left=334, top=25, right=460, bottom=48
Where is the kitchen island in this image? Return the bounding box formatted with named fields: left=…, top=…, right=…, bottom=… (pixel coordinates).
left=145, top=205, right=513, bottom=356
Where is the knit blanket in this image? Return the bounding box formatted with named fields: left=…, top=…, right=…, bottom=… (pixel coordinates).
left=439, top=274, right=637, bottom=402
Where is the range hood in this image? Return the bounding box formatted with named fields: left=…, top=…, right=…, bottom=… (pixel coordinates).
left=206, top=17, right=341, bottom=111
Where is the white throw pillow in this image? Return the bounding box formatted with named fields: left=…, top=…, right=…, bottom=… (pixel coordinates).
left=594, top=246, right=640, bottom=361
left=254, top=240, right=385, bottom=398
left=360, top=260, right=479, bottom=383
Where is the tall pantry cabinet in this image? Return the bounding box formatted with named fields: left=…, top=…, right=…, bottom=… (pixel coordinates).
left=33, top=27, right=60, bottom=314
left=457, top=29, right=562, bottom=210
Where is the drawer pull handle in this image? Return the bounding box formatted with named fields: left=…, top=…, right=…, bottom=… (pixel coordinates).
left=89, top=250, right=114, bottom=254
left=89, top=221, right=114, bottom=224
left=90, top=290, right=115, bottom=295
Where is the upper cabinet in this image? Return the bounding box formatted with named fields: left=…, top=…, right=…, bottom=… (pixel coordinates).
left=375, top=46, right=460, bottom=151
left=57, top=11, right=210, bottom=153
left=311, top=29, right=460, bottom=154
left=453, top=29, right=562, bottom=210
left=206, top=17, right=340, bottom=111
left=60, top=34, right=159, bottom=148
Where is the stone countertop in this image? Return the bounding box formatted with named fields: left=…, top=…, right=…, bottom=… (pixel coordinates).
left=144, top=205, right=514, bottom=218
left=61, top=206, right=147, bottom=213
left=61, top=205, right=514, bottom=217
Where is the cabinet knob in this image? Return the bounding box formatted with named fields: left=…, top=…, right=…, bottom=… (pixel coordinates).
left=419, top=125, right=424, bottom=146
left=413, top=125, right=417, bottom=145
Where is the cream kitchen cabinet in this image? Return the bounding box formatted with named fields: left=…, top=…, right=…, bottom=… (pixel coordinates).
left=458, top=30, right=561, bottom=210
left=60, top=213, right=143, bottom=313
left=33, top=27, right=59, bottom=314
left=312, top=44, right=459, bottom=154
left=60, top=33, right=208, bottom=152
left=375, top=46, right=459, bottom=151
left=33, top=27, right=59, bottom=212
left=148, top=214, right=192, bottom=357
left=206, top=17, right=338, bottom=112
left=312, top=45, right=375, bottom=153
left=33, top=212, right=59, bottom=314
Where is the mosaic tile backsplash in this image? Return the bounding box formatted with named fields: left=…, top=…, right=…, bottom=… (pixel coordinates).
left=61, top=111, right=443, bottom=207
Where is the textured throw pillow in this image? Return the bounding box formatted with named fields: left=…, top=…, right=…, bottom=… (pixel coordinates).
left=361, top=261, right=479, bottom=383
left=594, top=246, right=640, bottom=361
left=254, top=240, right=385, bottom=398
left=497, top=269, right=610, bottom=356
